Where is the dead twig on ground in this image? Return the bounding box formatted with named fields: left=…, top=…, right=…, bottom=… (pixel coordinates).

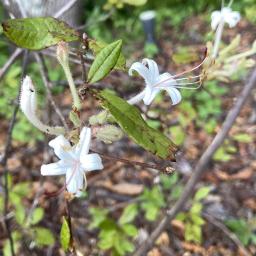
left=133, top=68, right=256, bottom=256
left=202, top=212, right=251, bottom=256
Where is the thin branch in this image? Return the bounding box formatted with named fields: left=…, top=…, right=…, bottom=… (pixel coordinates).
left=91, top=150, right=175, bottom=174
left=133, top=68, right=256, bottom=256
left=34, top=53, right=69, bottom=131
left=53, top=0, right=79, bottom=19
left=0, top=50, right=29, bottom=256
left=0, top=48, right=23, bottom=82
left=202, top=212, right=251, bottom=256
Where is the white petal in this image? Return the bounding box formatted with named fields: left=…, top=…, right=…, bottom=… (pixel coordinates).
left=41, top=160, right=68, bottom=176
left=66, top=166, right=84, bottom=195
left=128, top=62, right=152, bottom=85
left=80, top=153, right=104, bottom=172
left=165, top=87, right=182, bottom=105
left=142, top=58, right=159, bottom=82
left=211, top=11, right=221, bottom=30
left=76, top=127, right=91, bottom=156
left=49, top=135, right=73, bottom=160
left=156, top=72, right=177, bottom=88
left=226, top=11, right=240, bottom=28
left=143, top=86, right=160, bottom=105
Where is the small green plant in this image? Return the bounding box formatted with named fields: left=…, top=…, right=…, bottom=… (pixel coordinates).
left=0, top=175, right=55, bottom=255
left=225, top=218, right=256, bottom=246
left=89, top=204, right=138, bottom=256
left=176, top=186, right=211, bottom=244
left=213, top=139, right=237, bottom=162
left=140, top=186, right=166, bottom=221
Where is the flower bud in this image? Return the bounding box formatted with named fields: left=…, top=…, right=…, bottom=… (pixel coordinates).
left=20, top=76, right=65, bottom=135
left=56, top=41, right=69, bottom=68
left=94, top=125, right=123, bottom=144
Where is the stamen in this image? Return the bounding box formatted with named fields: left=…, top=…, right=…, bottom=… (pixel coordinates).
left=174, top=74, right=203, bottom=82
left=152, top=49, right=208, bottom=88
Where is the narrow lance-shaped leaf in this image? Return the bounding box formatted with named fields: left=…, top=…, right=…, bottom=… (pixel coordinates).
left=2, top=17, right=79, bottom=50
left=94, top=89, right=178, bottom=160
left=87, top=40, right=122, bottom=84
left=88, top=39, right=126, bottom=71
left=60, top=217, right=71, bottom=252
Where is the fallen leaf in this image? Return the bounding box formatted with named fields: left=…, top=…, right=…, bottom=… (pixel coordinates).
left=244, top=198, right=256, bottom=210
left=96, top=180, right=144, bottom=195
left=147, top=248, right=162, bottom=256
left=181, top=242, right=206, bottom=254
left=156, top=232, right=169, bottom=246
left=215, top=168, right=253, bottom=181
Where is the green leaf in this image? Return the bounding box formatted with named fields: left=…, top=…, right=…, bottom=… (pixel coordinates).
left=2, top=17, right=79, bottom=50
left=30, top=207, right=44, bottom=225
left=12, top=182, right=30, bottom=197
left=194, top=186, right=211, bottom=201
left=95, top=90, right=178, bottom=160
left=123, top=0, right=147, bottom=6
left=119, top=204, right=138, bottom=225
left=89, top=207, right=109, bottom=229
left=160, top=172, right=178, bottom=190
left=190, top=202, right=203, bottom=214
left=32, top=227, right=55, bottom=246
left=121, top=224, right=138, bottom=237
left=88, top=40, right=122, bottom=83
left=60, top=217, right=71, bottom=252
left=15, top=205, right=26, bottom=226
left=88, top=39, right=126, bottom=71
left=114, top=237, right=135, bottom=255
left=233, top=133, right=253, bottom=143
left=190, top=213, right=205, bottom=226
left=98, top=230, right=116, bottom=250
left=171, top=185, right=183, bottom=200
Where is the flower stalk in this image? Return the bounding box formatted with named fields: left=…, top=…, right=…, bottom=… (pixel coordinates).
left=57, top=42, right=82, bottom=111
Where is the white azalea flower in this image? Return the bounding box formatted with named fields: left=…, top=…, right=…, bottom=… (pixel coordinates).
left=211, top=7, right=240, bottom=30
left=128, top=59, right=182, bottom=106
left=41, top=127, right=103, bottom=197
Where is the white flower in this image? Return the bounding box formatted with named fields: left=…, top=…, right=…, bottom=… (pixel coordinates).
left=211, top=7, right=240, bottom=30
left=20, top=76, right=65, bottom=135
left=41, top=127, right=103, bottom=197
left=128, top=59, right=181, bottom=106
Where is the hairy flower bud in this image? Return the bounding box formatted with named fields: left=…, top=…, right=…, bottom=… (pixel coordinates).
left=20, top=76, right=65, bottom=135
left=94, top=125, right=123, bottom=144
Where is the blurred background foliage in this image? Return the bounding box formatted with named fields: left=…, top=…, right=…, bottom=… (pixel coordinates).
left=0, top=1, right=256, bottom=255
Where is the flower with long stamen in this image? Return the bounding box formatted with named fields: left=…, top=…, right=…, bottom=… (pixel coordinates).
left=128, top=58, right=203, bottom=106
left=20, top=76, right=65, bottom=135
left=41, top=127, right=103, bottom=197
left=211, top=7, right=240, bottom=31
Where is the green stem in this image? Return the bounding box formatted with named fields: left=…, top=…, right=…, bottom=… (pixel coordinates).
left=62, top=64, right=81, bottom=110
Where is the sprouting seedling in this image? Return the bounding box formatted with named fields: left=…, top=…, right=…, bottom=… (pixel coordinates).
left=127, top=52, right=208, bottom=106
left=20, top=76, right=65, bottom=135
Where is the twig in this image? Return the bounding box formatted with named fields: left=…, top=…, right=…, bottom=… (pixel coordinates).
left=0, top=50, right=29, bottom=256
left=91, top=150, right=175, bottom=174
left=0, top=48, right=23, bottom=82
left=133, top=68, right=256, bottom=256
left=202, top=212, right=251, bottom=256
left=53, top=0, right=79, bottom=19
left=34, top=53, right=69, bottom=131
